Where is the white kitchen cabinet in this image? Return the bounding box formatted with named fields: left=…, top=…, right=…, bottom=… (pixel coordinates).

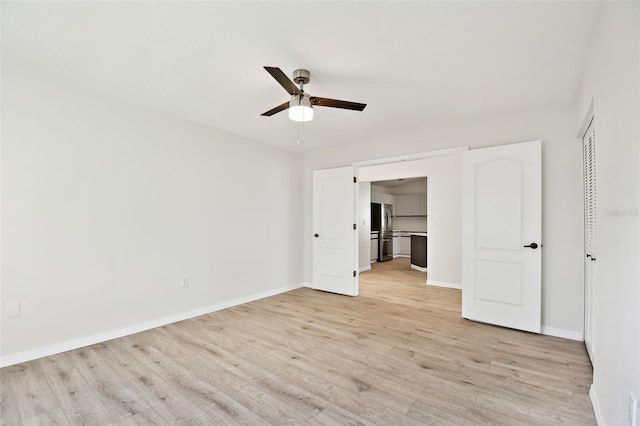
left=371, top=191, right=395, bottom=206
left=399, top=235, right=411, bottom=256
left=394, top=194, right=411, bottom=216
left=393, top=235, right=400, bottom=256
left=394, top=194, right=427, bottom=216
left=370, top=237, right=378, bottom=261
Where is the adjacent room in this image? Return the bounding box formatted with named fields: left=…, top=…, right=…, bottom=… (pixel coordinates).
left=2, top=1, right=638, bottom=425
left=368, top=178, right=428, bottom=271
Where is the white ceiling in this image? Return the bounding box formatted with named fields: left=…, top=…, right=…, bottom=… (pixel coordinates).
left=2, top=1, right=602, bottom=152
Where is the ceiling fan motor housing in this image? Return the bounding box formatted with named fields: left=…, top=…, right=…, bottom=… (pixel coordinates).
left=293, top=69, right=310, bottom=85
left=290, top=93, right=312, bottom=106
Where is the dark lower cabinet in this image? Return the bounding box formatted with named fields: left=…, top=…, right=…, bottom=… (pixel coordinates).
left=410, top=235, right=427, bottom=268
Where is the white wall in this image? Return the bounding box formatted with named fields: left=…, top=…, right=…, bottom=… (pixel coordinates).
left=370, top=184, right=388, bottom=194
left=304, top=104, right=584, bottom=338
left=388, top=178, right=427, bottom=195
left=1, top=71, right=304, bottom=363
left=370, top=189, right=395, bottom=205
left=575, top=2, right=640, bottom=424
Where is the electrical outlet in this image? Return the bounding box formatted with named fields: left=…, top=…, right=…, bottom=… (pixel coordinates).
left=180, top=276, right=189, bottom=288
left=629, top=393, right=638, bottom=425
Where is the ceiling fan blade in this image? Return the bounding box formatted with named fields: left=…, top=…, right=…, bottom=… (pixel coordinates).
left=311, top=97, right=367, bottom=111
left=264, top=66, right=302, bottom=96
left=261, top=101, right=290, bottom=116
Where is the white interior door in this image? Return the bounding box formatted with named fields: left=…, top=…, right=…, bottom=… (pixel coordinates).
left=312, top=166, right=358, bottom=296
left=462, top=140, right=542, bottom=333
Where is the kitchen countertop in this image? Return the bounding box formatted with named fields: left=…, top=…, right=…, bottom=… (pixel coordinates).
left=409, top=232, right=427, bottom=237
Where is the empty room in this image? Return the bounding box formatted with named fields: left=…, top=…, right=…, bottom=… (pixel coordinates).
left=1, top=1, right=638, bottom=425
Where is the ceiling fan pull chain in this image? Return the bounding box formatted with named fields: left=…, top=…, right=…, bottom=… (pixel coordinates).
left=298, top=119, right=305, bottom=145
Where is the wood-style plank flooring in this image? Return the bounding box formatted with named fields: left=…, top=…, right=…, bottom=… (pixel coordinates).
left=1, top=258, right=595, bottom=425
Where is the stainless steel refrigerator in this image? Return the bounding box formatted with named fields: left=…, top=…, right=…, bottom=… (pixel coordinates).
left=378, top=203, right=394, bottom=262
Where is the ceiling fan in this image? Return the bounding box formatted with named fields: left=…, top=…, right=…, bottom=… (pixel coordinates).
left=261, top=66, right=367, bottom=122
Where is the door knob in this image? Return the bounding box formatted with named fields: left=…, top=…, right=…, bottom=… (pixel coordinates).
left=314, top=233, right=319, bottom=238
left=523, top=242, right=539, bottom=249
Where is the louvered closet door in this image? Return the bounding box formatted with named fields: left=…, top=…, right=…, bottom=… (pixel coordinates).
left=583, top=119, right=596, bottom=364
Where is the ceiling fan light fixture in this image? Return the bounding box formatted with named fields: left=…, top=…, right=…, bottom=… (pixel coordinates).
left=289, top=95, right=313, bottom=122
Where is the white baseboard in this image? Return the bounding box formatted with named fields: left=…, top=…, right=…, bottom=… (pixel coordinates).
left=427, top=280, right=462, bottom=290
left=410, top=264, right=428, bottom=272
left=540, top=326, right=583, bottom=341
left=359, top=265, right=372, bottom=273
left=590, top=384, right=603, bottom=425
left=0, top=283, right=304, bottom=368
left=393, top=254, right=410, bottom=258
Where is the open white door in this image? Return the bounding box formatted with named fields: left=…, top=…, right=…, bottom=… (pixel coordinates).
left=462, top=140, right=542, bottom=333
left=312, top=166, right=358, bottom=296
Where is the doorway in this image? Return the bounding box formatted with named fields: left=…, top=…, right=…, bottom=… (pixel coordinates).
left=365, top=177, right=428, bottom=284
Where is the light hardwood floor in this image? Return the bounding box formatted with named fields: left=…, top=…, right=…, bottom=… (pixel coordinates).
left=1, top=258, right=595, bottom=425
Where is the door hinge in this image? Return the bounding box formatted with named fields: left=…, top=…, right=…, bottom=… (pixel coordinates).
left=353, top=270, right=357, bottom=277
left=353, top=223, right=357, bottom=230
left=353, top=176, right=357, bottom=183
